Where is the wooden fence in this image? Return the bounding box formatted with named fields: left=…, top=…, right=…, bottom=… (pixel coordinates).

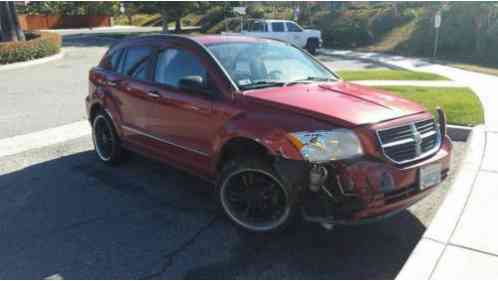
left=18, top=15, right=112, bottom=30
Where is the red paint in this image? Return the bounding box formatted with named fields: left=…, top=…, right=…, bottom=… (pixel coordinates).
left=86, top=35, right=452, bottom=224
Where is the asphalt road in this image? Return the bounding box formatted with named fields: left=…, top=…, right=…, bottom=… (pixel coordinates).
left=0, top=36, right=112, bottom=139
left=0, top=136, right=466, bottom=279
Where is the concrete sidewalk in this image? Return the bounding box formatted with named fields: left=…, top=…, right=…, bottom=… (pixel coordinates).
left=324, top=49, right=498, bottom=279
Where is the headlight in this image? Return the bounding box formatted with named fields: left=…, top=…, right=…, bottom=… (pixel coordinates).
left=287, top=129, right=363, bottom=163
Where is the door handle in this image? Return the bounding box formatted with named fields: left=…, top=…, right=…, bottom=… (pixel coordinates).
left=106, top=80, right=119, bottom=87
left=146, top=91, right=161, bottom=98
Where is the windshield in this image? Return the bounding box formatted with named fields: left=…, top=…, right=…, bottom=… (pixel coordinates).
left=207, top=41, right=337, bottom=90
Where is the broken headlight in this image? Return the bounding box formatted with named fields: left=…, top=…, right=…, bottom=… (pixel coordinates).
left=287, top=129, right=364, bottom=163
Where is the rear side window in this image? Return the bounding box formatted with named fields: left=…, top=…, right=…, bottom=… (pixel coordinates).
left=250, top=21, right=267, bottom=32
left=154, top=48, right=207, bottom=88
left=131, top=61, right=147, bottom=80
left=101, top=49, right=122, bottom=71
left=118, top=46, right=153, bottom=76
left=271, top=22, right=285, bottom=32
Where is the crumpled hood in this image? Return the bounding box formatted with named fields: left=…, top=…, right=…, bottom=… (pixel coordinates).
left=243, top=81, right=426, bottom=127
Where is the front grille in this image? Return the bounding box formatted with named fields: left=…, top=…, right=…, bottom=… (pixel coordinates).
left=377, top=119, right=441, bottom=164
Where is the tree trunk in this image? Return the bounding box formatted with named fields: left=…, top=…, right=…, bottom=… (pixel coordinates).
left=0, top=2, right=25, bottom=42
left=160, top=9, right=169, bottom=33
left=175, top=18, right=181, bottom=33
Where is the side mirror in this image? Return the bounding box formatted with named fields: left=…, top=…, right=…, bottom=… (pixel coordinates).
left=178, top=76, right=205, bottom=93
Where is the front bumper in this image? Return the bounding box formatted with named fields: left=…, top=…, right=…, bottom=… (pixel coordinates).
left=276, top=135, right=452, bottom=225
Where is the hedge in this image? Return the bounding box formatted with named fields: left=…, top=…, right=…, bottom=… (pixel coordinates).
left=0, top=31, right=62, bottom=65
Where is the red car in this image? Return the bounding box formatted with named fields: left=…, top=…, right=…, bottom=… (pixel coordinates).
left=86, top=35, right=452, bottom=233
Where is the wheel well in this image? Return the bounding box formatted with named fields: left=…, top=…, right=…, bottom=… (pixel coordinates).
left=217, top=137, right=273, bottom=172
left=306, top=37, right=319, bottom=47
left=89, top=103, right=103, bottom=123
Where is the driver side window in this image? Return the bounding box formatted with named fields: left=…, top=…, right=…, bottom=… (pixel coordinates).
left=286, top=22, right=303, bottom=32
left=154, top=48, right=207, bottom=89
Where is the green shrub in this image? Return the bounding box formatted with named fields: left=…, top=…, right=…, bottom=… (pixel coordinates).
left=317, top=10, right=372, bottom=48
left=247, top=5, right=266, bottom=19
left=394, top=4, right=498, bottom=65
left=199, top=6, right=230, bottom=33
left=370, top=8, right=414, bottom=38
left=0, top=31, right=62, bottom=64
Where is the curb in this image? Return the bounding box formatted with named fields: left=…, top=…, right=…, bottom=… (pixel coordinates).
left=447, top=125, right=472, bottom=142
left=0, top=50, right=65, bottom=72
left=397, top=125, right=487, bottom=279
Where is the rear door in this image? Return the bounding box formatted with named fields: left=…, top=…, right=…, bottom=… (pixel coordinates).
left=269, top=21, right=289, bottom=42
left=241, top=20, right=269, bottom=39
left=109, top=46, right=156, bottom=145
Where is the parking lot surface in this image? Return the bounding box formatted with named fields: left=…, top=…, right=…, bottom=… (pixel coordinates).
left=0, top=136, right=465, bottom=279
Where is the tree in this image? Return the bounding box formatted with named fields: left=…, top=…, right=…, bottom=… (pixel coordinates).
left=156, top=2, right=197, bottom=33
left=0, top=1, right=25, bottom=42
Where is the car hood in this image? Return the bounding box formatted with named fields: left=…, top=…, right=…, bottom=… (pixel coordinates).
left=304, top=29, right=320, bottom=33
left=243, top=81, right=426, bottom=127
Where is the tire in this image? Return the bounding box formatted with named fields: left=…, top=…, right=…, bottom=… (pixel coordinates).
left=91, top=111, right=124, bottom=165
left=217, top=158, right=297, bottom=233
left=306, top=39, right=318, bottom=55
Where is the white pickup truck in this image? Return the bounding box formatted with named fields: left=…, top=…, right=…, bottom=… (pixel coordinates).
left=222, top=19, right=322, bottom=55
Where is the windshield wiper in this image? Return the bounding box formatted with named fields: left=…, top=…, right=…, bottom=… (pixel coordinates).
left=239, top=80, right=286, bottom=90
left=285, top=76, right=335, bottom=87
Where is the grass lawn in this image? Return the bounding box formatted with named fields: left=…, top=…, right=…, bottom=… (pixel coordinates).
left=375, top=86, right=484, bottom=126
left=338, top=70, right=449, bottom=81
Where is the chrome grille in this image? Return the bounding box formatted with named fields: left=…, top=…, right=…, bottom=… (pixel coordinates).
left=377, top=119, right=441, bottom=164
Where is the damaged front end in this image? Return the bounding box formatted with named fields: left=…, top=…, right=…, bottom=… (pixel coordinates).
left=274, top=158, right=390, bottom=228
left=274, top=111, right=452, bottom=229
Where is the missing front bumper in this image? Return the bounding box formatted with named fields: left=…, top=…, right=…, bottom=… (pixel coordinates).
left=273, top=137, right=452, bottom=226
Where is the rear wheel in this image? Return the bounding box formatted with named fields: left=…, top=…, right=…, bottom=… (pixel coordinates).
left=217, top=159, right=296, bottom=233
left=306, top=39, right=319, bottom=55
left=92, top=111, right=124, bottom=165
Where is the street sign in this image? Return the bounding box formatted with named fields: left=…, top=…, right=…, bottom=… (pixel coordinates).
left=233, top=7, right=246, bottom=15
left=435, top=11, right=442, bottom=29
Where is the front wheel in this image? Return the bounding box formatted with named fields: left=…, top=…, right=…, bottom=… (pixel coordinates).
left=217, top=159, right=296, bottom=233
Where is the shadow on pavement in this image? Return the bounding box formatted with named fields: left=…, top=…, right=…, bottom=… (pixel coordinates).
left=0, top=150, right=425, bottom=279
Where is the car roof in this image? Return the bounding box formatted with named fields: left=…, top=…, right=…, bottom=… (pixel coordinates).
left=110, top=34, right=282, bottom=54
left=191, top=34, right=276, bottom=46
left=124, top=34, right=277, bottom=46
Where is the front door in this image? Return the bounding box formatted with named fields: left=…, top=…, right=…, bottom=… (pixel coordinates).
left=286, top=22, right=306, bottom=48
left=147, top=47, right=216, bottom=173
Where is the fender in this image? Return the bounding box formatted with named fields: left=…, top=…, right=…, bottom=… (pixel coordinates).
left=210, top=111, right=305, bottom=172
left=87, top=81, right=124, bottom=138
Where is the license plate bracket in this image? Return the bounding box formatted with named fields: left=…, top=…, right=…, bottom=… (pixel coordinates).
left=419, top=163, right=442, bottom=190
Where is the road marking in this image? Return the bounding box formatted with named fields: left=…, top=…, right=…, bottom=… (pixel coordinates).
left=0, top=121, right=90, bottom=158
